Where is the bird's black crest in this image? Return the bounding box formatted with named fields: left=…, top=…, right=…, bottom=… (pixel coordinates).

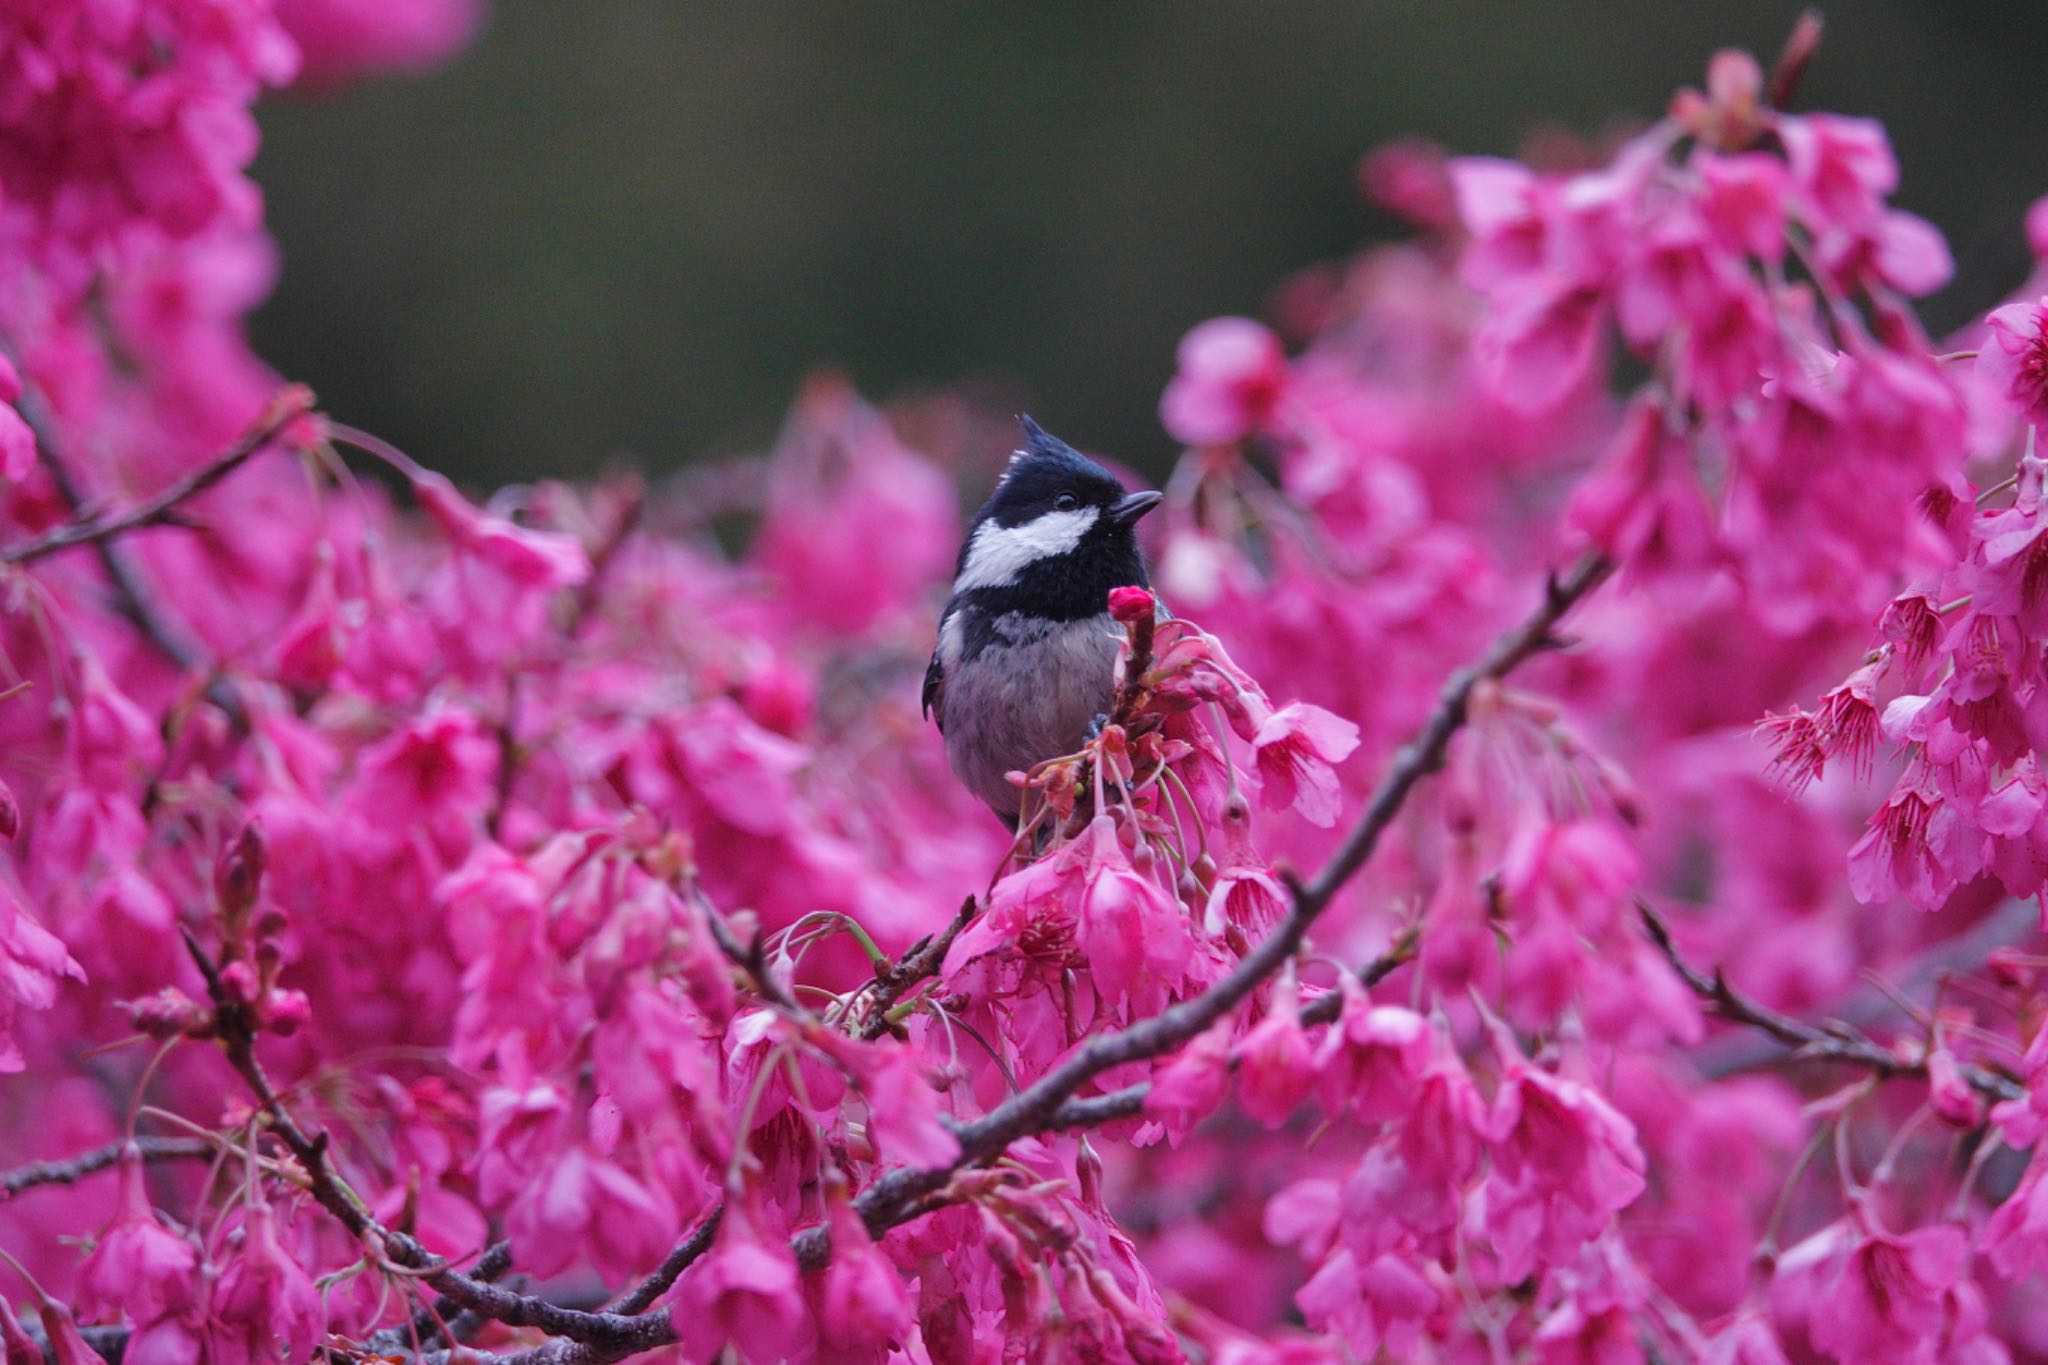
left=984, top=415, right=1124, bottom=527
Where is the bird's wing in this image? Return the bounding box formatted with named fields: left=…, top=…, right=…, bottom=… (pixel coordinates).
left=921, top=646, right=946, bottom=729
left=922, top=603, right=952, bottom=729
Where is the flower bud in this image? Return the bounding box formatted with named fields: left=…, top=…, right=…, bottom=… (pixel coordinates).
left=121, top=988, right=213, bottom=1040
left=215, top=821, right=266, bottom=944
left=1108, top=586, right=1155, bottom=624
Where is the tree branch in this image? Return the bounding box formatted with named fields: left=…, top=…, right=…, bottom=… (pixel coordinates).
left=856, top=898, right=977, bottom=1042
left=1636, top=900, right=2024, bottom=1103
left=3, top=386, right=314, bottom=565
left=0, top=1136, right=213, bottom=1201
left=604, top=1206, right=722, bottom=1316
left=181, top=928, right=677, bottom=1357
left=360, top=1240, right=515, bottom=1356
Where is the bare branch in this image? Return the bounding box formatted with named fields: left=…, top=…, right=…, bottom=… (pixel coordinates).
left=1637, top=900, right=2024, bottom=1104
left=605, top=1206, right=722, bottom=1316
left=1, top=1136, right=213, bottom=1201
left=359, top=1240, right=515, bottom=1356
left=4, top=387, right=314, bottom=565
left=856, top=898, right=977, bottom=1042
left=181, top=927, right=678, bottom=1357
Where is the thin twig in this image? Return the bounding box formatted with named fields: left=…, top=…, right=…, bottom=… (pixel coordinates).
left=360, top=1241, right=515, bottom=1356
left=1637, top=900, right=2024, bottom=1104
left=856, top=898, right=978, bottom=1041
left=605, top=1206, right=722, bottom=1316
left=0, top=1136, right=213, bottom=1201
left=4, top=387, right=314, bottom=564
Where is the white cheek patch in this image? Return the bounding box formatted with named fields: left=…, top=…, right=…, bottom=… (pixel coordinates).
left=954, top=507, right=1099, bottom=591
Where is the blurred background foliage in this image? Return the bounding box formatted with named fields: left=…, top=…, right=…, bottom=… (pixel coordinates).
left=251, top=1, right=2048, bottom=485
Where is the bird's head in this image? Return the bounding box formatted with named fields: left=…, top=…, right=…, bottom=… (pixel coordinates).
left=951, top=417, right=1161, bottom=613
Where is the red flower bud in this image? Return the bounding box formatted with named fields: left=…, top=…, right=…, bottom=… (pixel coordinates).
left=1107, top=586, right=1155, bottom=623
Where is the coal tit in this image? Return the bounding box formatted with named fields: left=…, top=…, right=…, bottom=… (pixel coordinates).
left=922, top=416, right=1163, bottom=823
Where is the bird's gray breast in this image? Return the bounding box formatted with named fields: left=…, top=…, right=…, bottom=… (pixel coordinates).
left=938, top=610, right=1121, bottom=817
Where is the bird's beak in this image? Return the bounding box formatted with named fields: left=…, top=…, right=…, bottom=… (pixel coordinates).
left=1109, top=490, right=1164, bottom=526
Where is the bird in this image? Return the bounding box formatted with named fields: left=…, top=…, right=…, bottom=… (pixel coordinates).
left=923, top=416, right=1163, bottom=824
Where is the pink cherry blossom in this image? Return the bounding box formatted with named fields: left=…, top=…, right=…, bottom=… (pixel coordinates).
left=78, top=1146, right=200, bottom=1326
left=1249, top=702, right=1359, bottom=829
left=5, top=20, right=2048, bottom=1364
left=209, top=1205, right=325, bottom=1365
left=675, top=1198, right=806, bottom=1362
left=1161, top=318, right=1293, bottom=446
left=1233, top=985, right=1317, bottom=1128
left=1978, top=296, right=2048, bottom=427
left=813, top=1177, right=913, bottom=1352
left=1810, top=1220, right=1971, bottom=1363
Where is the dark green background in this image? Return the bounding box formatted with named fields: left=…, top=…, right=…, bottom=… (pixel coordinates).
left=250, top=2, right=2048, bottom=484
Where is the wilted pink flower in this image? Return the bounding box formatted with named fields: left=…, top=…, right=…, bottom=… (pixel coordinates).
left=1161, top=318, right=1292, bottom=446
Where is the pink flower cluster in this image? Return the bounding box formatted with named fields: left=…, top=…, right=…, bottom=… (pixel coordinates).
left=10, top=16, right=2048, bottom=1365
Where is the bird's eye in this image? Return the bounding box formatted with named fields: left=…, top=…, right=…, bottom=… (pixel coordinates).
left=1053, top=492, right=1079, bottom=511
